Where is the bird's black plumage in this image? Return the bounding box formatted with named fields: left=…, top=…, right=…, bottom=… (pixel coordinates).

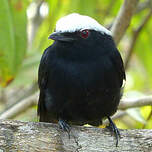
left=38, top=13, right=125, bottom=146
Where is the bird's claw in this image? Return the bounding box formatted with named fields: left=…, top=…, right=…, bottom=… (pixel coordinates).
left=107, top=117, right=120, bottom=147
left=58, top=118, right=71, bottom=138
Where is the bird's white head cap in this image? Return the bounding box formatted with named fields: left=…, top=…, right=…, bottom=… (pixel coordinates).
left=55, top=13, right=111, bottom=35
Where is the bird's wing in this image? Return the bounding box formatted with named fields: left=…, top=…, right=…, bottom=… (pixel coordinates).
left=109, top=49, right=126, bottom=88
left=37, top=47, right=50, bottom=121
left=38, top=48, right=50, bottom=90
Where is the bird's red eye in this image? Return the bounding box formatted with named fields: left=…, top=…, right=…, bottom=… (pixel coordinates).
left=80, top=29, right=89, bottom=39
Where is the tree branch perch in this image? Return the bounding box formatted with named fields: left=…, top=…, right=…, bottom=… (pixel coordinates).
left=0, top=119, right=151, bottom=151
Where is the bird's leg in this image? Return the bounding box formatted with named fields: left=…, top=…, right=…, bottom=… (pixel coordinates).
left=107, top=116, right=120, bottom=147
left=58, top=118, right=71, bottom=138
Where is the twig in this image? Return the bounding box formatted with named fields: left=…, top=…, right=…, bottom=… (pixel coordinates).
left=119, top=96, right=152, bottom=110
left=124, top=9, right=152, bottom=69
left=135, top=0, right=152, bottom=14
left=0, top=93, right=38, bottom=119
left=111, top=0, right=139, bottom=44
left=7, top=82, right=38, bottom=107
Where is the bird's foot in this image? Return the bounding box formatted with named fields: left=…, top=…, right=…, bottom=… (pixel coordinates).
left=106, top=116, right=120, bottom=147
left=58, top=118, right=71, bottom=138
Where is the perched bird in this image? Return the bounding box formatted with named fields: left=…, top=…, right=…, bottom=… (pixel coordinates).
left=38, top=13, right=126, bottom=146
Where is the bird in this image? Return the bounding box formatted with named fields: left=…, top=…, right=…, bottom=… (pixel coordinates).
left=37, top=13, right=126, bottom=146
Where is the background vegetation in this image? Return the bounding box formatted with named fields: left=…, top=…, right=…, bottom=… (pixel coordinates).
left=0, top=0, right=152, bottom=129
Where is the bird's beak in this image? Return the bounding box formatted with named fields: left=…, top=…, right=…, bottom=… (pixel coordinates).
left=48, top=32, right=75, bottom=42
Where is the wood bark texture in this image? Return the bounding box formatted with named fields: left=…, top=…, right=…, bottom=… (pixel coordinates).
left=111, top=0, right=139, bottom=44
left=0, top=120, right=151, bottom=152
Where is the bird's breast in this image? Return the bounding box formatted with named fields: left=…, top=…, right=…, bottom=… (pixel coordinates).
left=48, top=56, right=119, bottom=98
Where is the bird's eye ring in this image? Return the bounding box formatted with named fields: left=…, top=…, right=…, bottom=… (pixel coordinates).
left=80, top=29, right=89, bottom=39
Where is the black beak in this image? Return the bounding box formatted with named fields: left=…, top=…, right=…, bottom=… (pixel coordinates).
left=48, top=32, right=75, bottom=42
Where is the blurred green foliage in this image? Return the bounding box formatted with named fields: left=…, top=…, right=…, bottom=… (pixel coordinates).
left=0, top=0, right=27, bottom=86
left=0, top=0, right=152, bottom=129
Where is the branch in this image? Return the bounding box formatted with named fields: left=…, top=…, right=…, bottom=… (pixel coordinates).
left=119, top=96, right=152, bottom=110
left=0, top=119, right=151, bottom=151
left=7, top=82, right=38, bottom=108
left=135, top=0, right=152, bottom=14
left=111, top=0, right=139, bottom=44
left=124, top=9, right=152, bottom=69
left=0, top=93, right=38, bottom=119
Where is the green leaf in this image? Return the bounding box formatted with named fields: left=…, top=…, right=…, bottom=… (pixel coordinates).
left=0, top=0, right=27, bottom=87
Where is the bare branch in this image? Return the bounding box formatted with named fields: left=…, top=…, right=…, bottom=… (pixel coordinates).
left=0, top=93, right=38, bottom=119
left=119, top=96, right=152, bottom=110
left=0, top=120, right=152, bottom=151
left=135, top=0, right=152, bottom=14
left=124, top=9, right=152, bottom=69
left=111, top=0, right=139, bottom=44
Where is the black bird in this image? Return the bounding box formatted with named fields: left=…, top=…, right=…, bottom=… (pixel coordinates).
left=38, top=13, right=126, bottom=146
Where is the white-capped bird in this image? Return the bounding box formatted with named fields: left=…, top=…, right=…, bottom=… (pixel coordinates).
left=38, top=13, right=126, bottom=146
